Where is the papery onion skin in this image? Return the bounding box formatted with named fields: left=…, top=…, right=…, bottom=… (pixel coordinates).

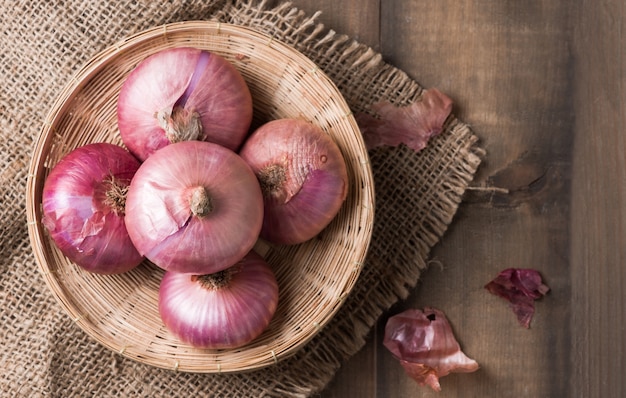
left=356, top=88, right=453, bottom=152
left=117, top=47, right=253, bottom=161
left=158, top=250, right=279, bottom=349
left=125, top=141, right=263, bottom=274
left=383, top=307, right=479, bottom=392
left=41, top=143, right=143, bottom=274
left=485, top=268, right=550, bottom=328
left=239, top=118, right=348, bottom=245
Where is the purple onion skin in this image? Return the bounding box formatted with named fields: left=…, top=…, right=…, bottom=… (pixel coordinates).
left=239, top=118, right=349, bottom=245
left=158, top=250, right=279, bottom=349
left=125, top=141, right=264, bottom=275
left=117, top=47, right=253, bottom=161
left=41, top=143, right=143, bottom=274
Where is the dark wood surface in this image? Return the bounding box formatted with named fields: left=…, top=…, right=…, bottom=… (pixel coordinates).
left=274, top=1, right=626, bottom=397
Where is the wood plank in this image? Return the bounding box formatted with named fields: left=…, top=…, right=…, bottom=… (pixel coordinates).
left=376, top=1, right=575, bottom=396
left=571, top=1, right=626, bottom=397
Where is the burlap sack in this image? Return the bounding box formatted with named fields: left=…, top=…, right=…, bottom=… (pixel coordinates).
left=0, top=0, right=482, bottom=396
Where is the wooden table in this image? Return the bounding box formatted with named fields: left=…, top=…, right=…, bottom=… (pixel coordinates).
left=277, top=1, right=625, bottom=397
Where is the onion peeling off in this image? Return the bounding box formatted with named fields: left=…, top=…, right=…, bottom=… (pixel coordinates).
left=485, top=268, right=550, bottom=328
left=355, top=88, right=453, bottom=152
left=41, top=143, right=143, bottom=274
left=383, top=307, right=479, bottom=392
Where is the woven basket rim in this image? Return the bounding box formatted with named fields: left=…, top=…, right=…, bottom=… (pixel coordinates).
left=26, top=21, right=375, bottom=374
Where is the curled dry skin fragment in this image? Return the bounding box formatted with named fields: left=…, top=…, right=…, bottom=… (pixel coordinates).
left=484, top=268, right=550, bottom=328
left=383, top=307, right=479, bottom=392
left=355, top=88, right=453, bottom=152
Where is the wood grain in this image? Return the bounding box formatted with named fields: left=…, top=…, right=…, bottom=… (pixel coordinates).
left=267, top=0, right=381, bottom=49
left=278, top=0, right=625, bottom=397
left=571, top=1, right=626, bottom=397
left=377, top=2, right=573, bottom=397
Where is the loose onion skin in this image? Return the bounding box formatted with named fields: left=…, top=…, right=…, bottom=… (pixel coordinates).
left=125, top=141, right=264, bottom=275
left=158, top=250, right=279, bottom=349
left=117, top=47, right=253, bottom=161
left=485, top=268, right=550, bottom=328
left=239, top=118, right=348, bottom=245
left=384, top=308, right=479, bottom=391
left=41, top=143, right=143, bottom=274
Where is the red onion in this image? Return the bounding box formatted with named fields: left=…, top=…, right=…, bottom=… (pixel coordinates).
left=158, top=250, right=279, bottom=349
left=117, top=47, right=253, bottom=161
left=41, top=143, right=143, bottom=274
left=124, top=140, right=263, bottom=274
left=239, top=118, right=348, bottom=245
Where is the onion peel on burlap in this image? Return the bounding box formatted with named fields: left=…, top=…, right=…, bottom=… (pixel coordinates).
left=355, top=88, right=453, bottom=152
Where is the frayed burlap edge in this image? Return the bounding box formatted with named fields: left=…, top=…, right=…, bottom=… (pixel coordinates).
left=0, top=0, right=483, bottom=397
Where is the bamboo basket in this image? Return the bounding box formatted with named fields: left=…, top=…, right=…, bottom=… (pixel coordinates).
left=25, top=21, right=375, bottom=373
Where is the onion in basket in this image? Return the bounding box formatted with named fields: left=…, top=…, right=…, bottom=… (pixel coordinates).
left=158, top=250, right=279, bottom=349
left=124, top=140, right=263, bottom=275
left=41, top=143, right=143, bottom=274
left=117, top=47, right=253, bottom=161
left=239, top=118, right=349, bottom=245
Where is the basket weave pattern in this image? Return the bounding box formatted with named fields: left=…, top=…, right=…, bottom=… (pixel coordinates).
left=27, top=21, right=375, bottom=374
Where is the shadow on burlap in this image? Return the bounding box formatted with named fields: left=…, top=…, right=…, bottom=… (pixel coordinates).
left=0, top=0, right=483, bottom=396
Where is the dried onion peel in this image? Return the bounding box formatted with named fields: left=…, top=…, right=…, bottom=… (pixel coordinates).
left=356, top=88, right=453, bottom=152
left=485, top=268, right=550, bottom=328
left=383, top=307, right=479, bottom=392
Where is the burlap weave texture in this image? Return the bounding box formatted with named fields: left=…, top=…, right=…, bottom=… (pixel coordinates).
left=1, top=0, right=482, bottom=396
